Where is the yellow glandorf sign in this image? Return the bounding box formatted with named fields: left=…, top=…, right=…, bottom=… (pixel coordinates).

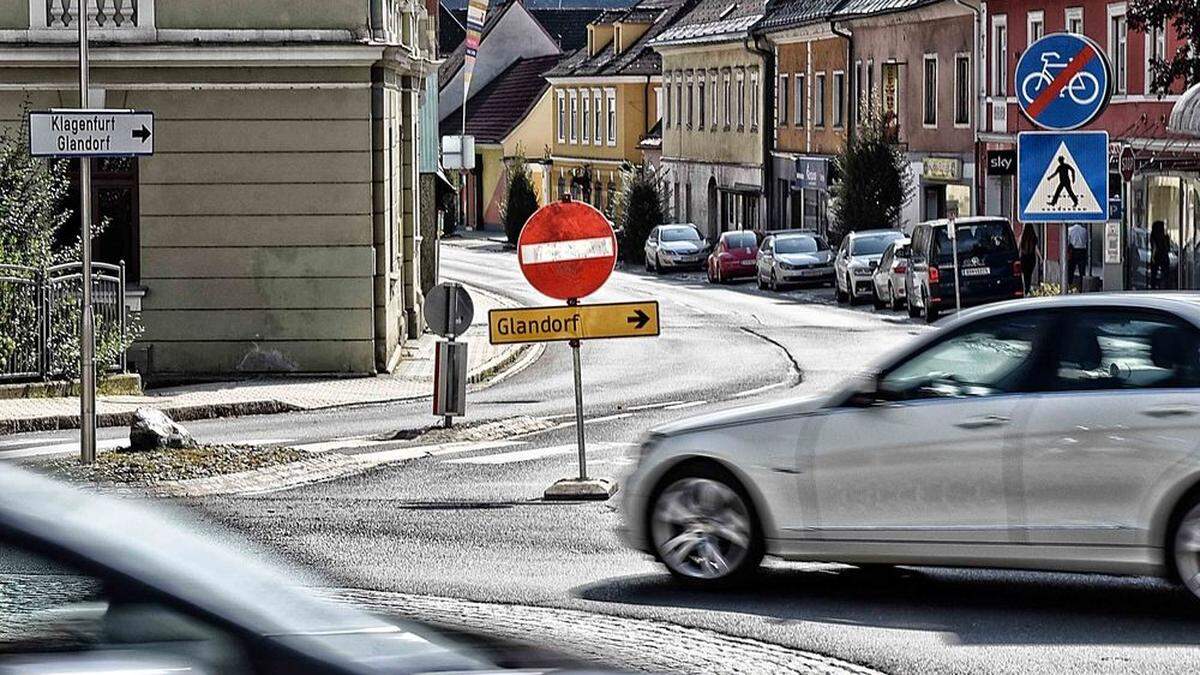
left=488, top=301, right=660, bottom=344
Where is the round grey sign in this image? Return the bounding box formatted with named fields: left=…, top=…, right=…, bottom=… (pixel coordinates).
left=425, top=282, right=474, bottom=338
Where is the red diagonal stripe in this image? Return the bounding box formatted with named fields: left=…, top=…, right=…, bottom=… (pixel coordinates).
left=1027, top=48, right=1097, bottom=119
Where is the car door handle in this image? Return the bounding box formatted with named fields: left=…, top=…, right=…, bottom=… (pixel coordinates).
left=954, top=414, right=1011, bottom=430
left=1141, top=405, right=1200, bottom=418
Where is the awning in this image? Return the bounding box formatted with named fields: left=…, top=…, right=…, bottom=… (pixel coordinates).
left=1169, top=83, right=1200, bottom=137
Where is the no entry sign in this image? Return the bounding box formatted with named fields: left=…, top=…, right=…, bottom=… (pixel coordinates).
left=517, top=200, right=617, bottom=300
left=1016, top=33, right=1111, bottom=130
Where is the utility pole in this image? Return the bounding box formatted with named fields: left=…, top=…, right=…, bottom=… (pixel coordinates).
left=78, top=6, right=96, bottom=465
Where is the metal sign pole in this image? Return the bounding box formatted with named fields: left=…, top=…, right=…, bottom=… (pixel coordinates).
left=567, top=299, right=586, bottom=481
left=78, top=8, right=96, bottom=465
left=444, top=284, right=456, bottom=429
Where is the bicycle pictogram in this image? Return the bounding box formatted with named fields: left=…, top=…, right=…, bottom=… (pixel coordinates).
left=1014, top=33, right=1111, bottom=130
left=1021, top=52, right=1102, bottom=106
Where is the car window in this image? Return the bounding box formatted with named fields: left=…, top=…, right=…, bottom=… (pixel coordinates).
left=1050, top=310, right=1200, bottom=391
left=880, top=312, right=1049, bottom=400
left=851, top=233, right=900, bottom=256
left=879, top=246, right=893, bottom=268
left=896, top=245, right=911, bottom=259
left=725, top=232, right=756, bottom=248
left=660, top=227, right=700, bottom=242
left=932, top=221, right=1016, bottom=263
left=774, top=236, right=824, bottom=254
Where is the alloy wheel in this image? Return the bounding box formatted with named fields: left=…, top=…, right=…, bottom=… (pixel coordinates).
left=651, top=477, right=753, bottom=580
left=1175, top=502, right=1200, bottom=600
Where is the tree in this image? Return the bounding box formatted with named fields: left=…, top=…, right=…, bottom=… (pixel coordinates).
left=501, top=153, right=539, bottom=246
left=1130, top=0, right=1200, bottom=94
left=615, top=163, right=669, bottom=264
left=829, top=110, right=912, bottom=243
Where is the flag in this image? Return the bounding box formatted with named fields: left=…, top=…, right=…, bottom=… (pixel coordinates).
left=462, top=0, right=490, bottom=108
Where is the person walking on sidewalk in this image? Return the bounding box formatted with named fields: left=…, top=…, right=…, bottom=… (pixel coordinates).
left=1019, top=225, right=1040, bottom=294
left=1151, top=220, right=1171, bottom=290
left=1068, top=223, right=1088, bottom=290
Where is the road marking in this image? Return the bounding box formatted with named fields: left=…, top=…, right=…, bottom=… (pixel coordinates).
left=291, top=437, right=387, bottom=453
left=444, top=442, right=625, bottom=465
left=664, top=400, right=707, bottom=411
left=0, top=436, right=69, bottom=448
left=520, top=236, right=614, bottom=264
left=585, top=412, right=634, bottom=424
left=1, top=437, right=128, bottom=459
left=625, top=401, right=683, bottom=411
left=730, top=381, right=790, bottom=398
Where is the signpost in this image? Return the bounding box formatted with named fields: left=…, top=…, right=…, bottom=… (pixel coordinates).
left=1017, top=131, right=1110, bottom=223
left=425, top=283, right=474, bottom=427
left=1015, top=33, right=1112, bottom=131
left=498, top=197, right=655, bottom=500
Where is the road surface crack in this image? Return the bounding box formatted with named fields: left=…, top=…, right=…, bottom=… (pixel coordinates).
left=739, top=327, right=803, bottom=387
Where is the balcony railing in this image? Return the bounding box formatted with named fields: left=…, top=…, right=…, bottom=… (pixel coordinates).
left=47, top=0, right=140, bottom=28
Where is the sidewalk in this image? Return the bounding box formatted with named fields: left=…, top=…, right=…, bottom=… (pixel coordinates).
left=0, top=285, right=541, bottom=435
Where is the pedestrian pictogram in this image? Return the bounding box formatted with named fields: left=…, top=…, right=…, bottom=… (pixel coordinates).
left=1019, top=131, right=1109, bottom=223
left=1016, top=33, right=1112, bottom=130
left=517, top=200, right=617, bottom=301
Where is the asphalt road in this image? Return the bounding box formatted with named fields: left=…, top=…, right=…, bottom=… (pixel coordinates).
left=17, top=240, right=1200, bottom=673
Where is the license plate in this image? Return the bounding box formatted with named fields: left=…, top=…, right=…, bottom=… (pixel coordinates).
left=962, top=267, right=990, bottom=277
left=741, top=260, right=755, bottom=266
left=800, top=269, right=821, bottom=276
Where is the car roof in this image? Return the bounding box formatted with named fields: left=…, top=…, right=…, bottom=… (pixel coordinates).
left=848, top=229, right=903, bottom=238
left=947, top=292, right=1200, bottom=327
left=918, top=216, right=1011, bottom=229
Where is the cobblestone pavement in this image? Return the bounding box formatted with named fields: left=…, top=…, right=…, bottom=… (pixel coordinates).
left=323, top=588, right=886, bottom=675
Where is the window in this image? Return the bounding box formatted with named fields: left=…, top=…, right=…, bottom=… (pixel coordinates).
left=955, top=54, right=971, bottom=126
left=593, top=90, right=602, bottom=145
left=1051, top=310, right=1200, bottom=391
left=675, top=75, right=683, bottom=126
left=736, top=69, right=746, bottom=129
left=654, top=85, right=663, bottom=122
left=833, top=70, right=845, bottom=128
left=879, top=313, right=1051, bottom=400
left=855, top=61, right=863, bottom=125
left=569, top=91, right=578, bottom=142
left=779, top=73, right=789, bottom=125
left=815, top=72, right=826, bottom=127
left=923, top=55, right=938, bottom=127
left=686, top=71, right=694, bottom=128
left=1027, top=10, right=1044, bottom=46
left=992, top=15, right=1008, bottom=97
left=866, top=60, right=874, bottom=116
left=556, top=91, right=566, bottom=142
left=699, top=77, right=707, bottom=128
left=723, top=71, right=732, bottom=127
left=1147, top=21, right=1167, bottom=94
left=796, top=73, right=806, bottom=128
left=710, top=71, right=718, bottom=130
left=1065, top=6, right=1083, bottom=34
left=582, top=93, right=590, bottom=142
left=750, top=69, right=759, bottom=130
left=1109, top=4, right=1128, bottom=95
left=606, top=88, right=616, bottom=145
left=664, top=76, right=672, bottom=127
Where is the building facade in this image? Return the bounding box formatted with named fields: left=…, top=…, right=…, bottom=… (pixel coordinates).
left=654, top=0, right=769, bottom=238
left=0, top=0, right=436, bottom=376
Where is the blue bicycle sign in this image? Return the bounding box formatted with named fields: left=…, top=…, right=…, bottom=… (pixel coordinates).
left=1015, top=33, right=1111, bottom=130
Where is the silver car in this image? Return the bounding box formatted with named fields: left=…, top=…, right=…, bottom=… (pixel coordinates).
left=619, top=294, right=1200, bottom=602
left=871, top=238, right=911, bottom=310
left=834, top=229, right=906, bottom=305
left=755, top=233, right=834, bottom=291
left=644, top=224, right=708, bottom=273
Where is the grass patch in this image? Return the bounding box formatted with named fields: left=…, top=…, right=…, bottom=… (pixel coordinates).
left=46, top=445, right=307, bottom=484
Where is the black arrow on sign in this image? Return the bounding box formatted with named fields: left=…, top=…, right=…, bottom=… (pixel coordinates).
left=132, top=125, right=151, bottom=143
left=627, top=309, right=650, bottom=330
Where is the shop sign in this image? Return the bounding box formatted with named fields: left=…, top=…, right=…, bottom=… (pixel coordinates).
left=795, top=157, right=829, bottom=190
left=987, top=150, right=1017, bottom=176
left=923, top=157, right=962, bottom=181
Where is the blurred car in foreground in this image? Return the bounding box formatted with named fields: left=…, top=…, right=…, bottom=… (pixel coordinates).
left=906, top=217, right=1023, bottom=323
left=620, top=294, right=1200, bottom=602
left=871, top=238, right=911, bottom=310
left=0, top=464, right=611, bottom=674
left=644, top=224, right=708, bottom=273
left=706, top=230, right=759, bottom=283
left=834, top=230, right=905, bottom=305
left=755, top=233, right=834, bottom=291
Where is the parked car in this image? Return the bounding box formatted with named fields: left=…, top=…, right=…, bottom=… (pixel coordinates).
left=0, top=464, right=612, bottom=674
left=871, top=238, right=911, bottom=310
left=619, top=294, right=1200, bottom=602
left=906, top=217, right=1023, bottom=323
left=707, top=230, right=759, bottom=283
left=644, top=224, right=708, bottom=273
left=834, top=229, right=906, bottom=305
left=755, top=232, right=834, bottom=291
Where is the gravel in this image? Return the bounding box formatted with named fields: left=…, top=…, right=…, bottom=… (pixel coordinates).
left=42, top=445, right=307, bottom=484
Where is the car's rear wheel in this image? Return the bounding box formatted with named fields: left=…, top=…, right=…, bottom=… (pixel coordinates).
left=649, top=469, right=763, bottom=585
left=1172, top=497, right=1200, bottom=602
left=706, top=264, right=716, bottom=283
left=923, top=289, right=939, bottom=323
left=891, top=283, right=905, bottom=310
left=872, top=285, right=886, bottom=310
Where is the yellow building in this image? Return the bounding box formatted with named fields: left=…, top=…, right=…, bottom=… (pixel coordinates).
left=543, top=0, right=692, bottom=216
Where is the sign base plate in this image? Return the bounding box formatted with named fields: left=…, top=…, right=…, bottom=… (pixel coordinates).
left=543, top=477, right=618, bottom=501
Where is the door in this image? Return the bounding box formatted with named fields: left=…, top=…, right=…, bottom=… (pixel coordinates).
left=1021, top=308, right=1200, bottom=547
left=757, top=237, right=774, bottom=279
left=807, top=311, right=1052, bottom=543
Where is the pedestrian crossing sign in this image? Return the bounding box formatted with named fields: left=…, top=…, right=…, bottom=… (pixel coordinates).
left=1018, top=131, right=1110, bottom=223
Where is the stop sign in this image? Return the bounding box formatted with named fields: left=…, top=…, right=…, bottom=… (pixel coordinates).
left=517, top=200, right=617, bottom=300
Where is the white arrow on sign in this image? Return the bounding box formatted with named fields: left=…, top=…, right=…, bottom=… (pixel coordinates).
left=29, top=109, right=154, bottom=158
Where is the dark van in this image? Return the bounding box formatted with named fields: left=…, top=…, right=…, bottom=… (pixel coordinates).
left=905, top=217, right=1023, bottom=323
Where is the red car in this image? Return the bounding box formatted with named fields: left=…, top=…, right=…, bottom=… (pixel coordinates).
left=706, top=230, right=760, bottom=283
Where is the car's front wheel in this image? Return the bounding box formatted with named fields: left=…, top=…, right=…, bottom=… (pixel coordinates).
left=1172, top=497, right=1200, bottom=602
left=649, top=470, right=763, bottom=585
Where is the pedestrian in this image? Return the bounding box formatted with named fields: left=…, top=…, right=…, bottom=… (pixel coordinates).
left=1019, top=224, right=1040, bottom=294
left=1068, top=222, right=1088, bottom=290
left=1049, top=156, right=1079, bottom=208
left=1150, top=220, right=1171, bottom=290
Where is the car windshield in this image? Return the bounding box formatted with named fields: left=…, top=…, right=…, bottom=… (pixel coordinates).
left=774, top=236, right=825, bottom=254
left=934, top=221, right=1016, bottom=261
left=661, top=227, right=701, bottom=242
left=851, top=233, right=899, bottom=256
left=724, top=232, right=757, bottom=248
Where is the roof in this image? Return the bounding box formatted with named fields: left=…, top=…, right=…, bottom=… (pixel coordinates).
left=544, top=0, right=693, bottom=78
left=754, top=0, right=843, bottom=32
left=651, top=0, right=766, bottom=46
left=834, top=0, right=941, bottom=17
left=1171, top=83, right=1200, bottom=137
left=441, top=54, right=562, bottom=142
left=532, top=8, right=607, bottom=50
left=438, top=0, right=519, bottom=88
left=638, top=118, right=663, bottom=149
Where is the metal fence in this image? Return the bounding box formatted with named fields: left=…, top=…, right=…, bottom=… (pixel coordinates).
left=0, top=261, right=127, bottom=382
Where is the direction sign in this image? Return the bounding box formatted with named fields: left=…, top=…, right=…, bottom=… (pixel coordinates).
left=425, top=282, right=474, bottom=338
left=488, top=301, right=660, bottom=345
left=29, top=109, right=154, bottom=157
left=517, top=200, right=617, bottom=301
left=1018, top=131, right=1110, bottom=223
left=1016, top=33, right=1111, bottom=130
